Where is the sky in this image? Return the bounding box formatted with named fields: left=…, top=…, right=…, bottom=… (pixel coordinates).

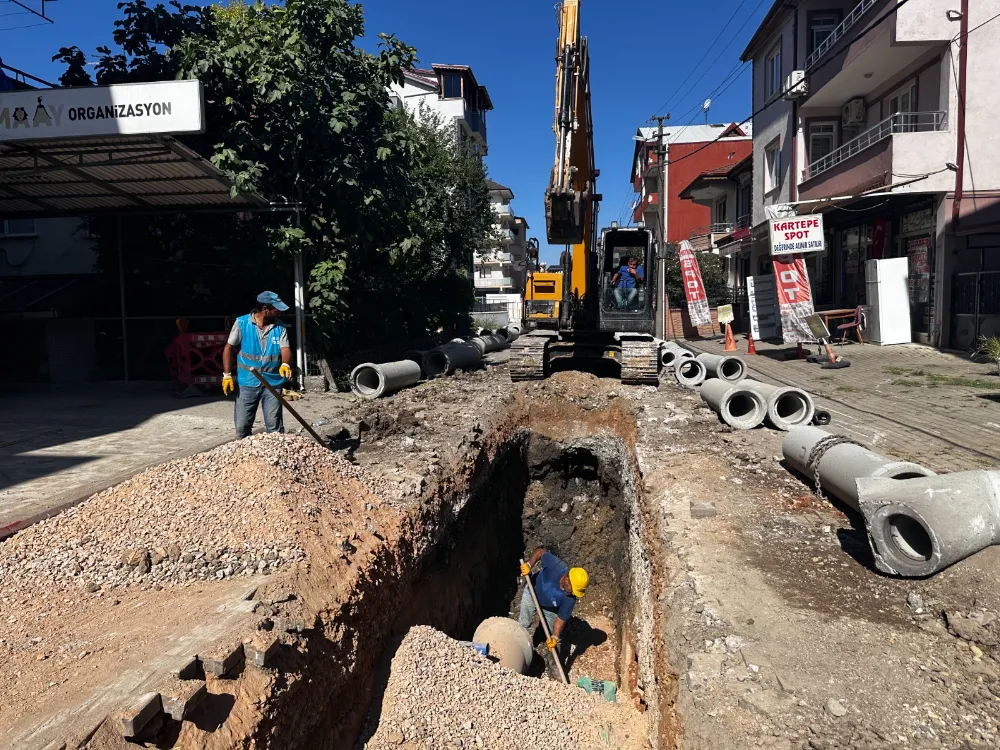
left=0, top=0, right=775, bottom=264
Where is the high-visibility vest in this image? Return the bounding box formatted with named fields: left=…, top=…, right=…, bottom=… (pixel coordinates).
left=235, top=313, right=285, bottom=387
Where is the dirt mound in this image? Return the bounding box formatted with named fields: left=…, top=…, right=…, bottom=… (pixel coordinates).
left=362, top=626, right=647, bottom=750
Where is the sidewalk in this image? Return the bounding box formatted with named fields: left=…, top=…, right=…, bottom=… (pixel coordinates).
left=683, top=336, right=1000, bottom=473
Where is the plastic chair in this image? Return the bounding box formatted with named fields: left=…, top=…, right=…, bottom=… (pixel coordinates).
left=837, top=306, right=865, bottom=344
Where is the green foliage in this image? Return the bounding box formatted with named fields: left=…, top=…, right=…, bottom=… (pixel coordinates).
left=664, top=250, right=729, bottom=306
left=973, top=334, right=1000, bottom=375
left=56, top=0, right=493, bottom=354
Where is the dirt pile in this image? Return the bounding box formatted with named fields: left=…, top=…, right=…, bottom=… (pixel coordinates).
left=363, top=626, right=647, bottom=750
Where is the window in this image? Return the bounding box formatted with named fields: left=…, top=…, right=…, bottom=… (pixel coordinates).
left=764, top=140, right=781, bottom=193
left=889, top=81, right=917, bottom=132
left=736, top=181, right=752, bottom=222
left=765, top=43, right=782, bottom=98
left=441, top=72, right=462, bottom=99
left=0, top=218, right=35, bottom=235
left=714, top=196, right=728, bottom=225
left=809, top=12, right=841, bottom=55
left=808, top=122, right=837, bottom=168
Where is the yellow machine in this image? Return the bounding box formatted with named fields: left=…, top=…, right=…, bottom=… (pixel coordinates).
left=523, top=268, right=563, bottom=328
left=510, top=0, right=659, bottom=384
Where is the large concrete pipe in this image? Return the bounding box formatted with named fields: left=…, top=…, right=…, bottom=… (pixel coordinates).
left=483, top=334, right=507, bottom=353
left=403, top=350, right=426, bottom=377
left=661, top=346, right=695, bottom=369
left=466, top=336, right=490, bottom=357
left=696, top=352, right=747, bottom=383
left=472, top=617, right=534, bottom=675
left=740, top=379, right=815, bottom=431
left=422, top=343, right=483, bottom=378
left=857, top=471, right=1000, bottom=577
left=782, top=426, right=935, bottom=511
left=496, top=326, right=521, bottom=344
left=699, top=379, right=767, bottom=429
left=349, top=360, right=422, bottom=399
left=674, top=357, right=707, bottom=387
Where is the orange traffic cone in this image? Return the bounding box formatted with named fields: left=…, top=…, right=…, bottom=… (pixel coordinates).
left=724, top=323, right=737, bottom=352
left=746, top=332, right=757, bottom=355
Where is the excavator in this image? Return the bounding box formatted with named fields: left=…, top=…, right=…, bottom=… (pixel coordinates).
left=509, top=0, right=660, bottom=385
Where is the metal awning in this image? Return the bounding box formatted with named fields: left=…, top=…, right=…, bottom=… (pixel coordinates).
left=0, top=134, right=267, bottom=217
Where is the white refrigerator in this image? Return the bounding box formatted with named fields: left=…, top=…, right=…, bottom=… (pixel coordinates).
left=865, top=257, right=912, bottom=345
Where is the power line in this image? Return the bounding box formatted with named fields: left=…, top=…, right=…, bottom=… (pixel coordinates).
left=957, top=10, right=1000, bottom=40
left=664, top=0, right=916, bottom=169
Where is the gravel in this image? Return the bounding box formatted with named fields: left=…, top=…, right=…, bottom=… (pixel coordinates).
left=363, top=626, right=644, bottom=750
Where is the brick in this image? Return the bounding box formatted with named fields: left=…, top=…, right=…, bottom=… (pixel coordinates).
left=119, top=692, right=162, bottom=737
left=243, top=634, right=280, bottom=668
left=201, top=643, right=244, bottom=677
left=159, top=677, right=207, bottom=721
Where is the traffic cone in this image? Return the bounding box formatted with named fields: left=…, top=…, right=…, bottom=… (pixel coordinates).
left=746, top=332, right=757, bottom=355
left=724, top=323, right=737, bottom=352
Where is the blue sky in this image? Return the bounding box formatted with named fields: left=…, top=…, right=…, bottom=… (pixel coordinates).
left=1, top=0, right=773, bottom=263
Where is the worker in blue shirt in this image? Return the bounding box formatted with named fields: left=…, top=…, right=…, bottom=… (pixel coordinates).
left=610, top=255, right=644, bottom=310
left=222, top=291, right=294, bottom=438
left=518, top=547, right=589, bottom=653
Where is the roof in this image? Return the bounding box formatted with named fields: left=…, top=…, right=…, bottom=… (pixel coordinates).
left=0, top=135, right=268, bottom=218
left=678, top=153, right=754, bottom=200
left=634, top=121, right=752, bottom=146
left=741, top=0, right=793, bottom=62
left=486, top=179, right=513, bottom=198
left=403, top=64, right=494, bottom=111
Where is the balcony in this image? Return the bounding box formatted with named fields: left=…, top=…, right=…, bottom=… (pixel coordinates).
left=632, top=192, right=658, bottom=223
left=474, top=276, right=512, bottom=289
left=476, top=252, right=513, bottom=265
left=690, top=223, right=735, bottom=253
left=799, top=112, right=951, bottom=201
left=466, top=108, right=487, bottom=145
left=804, top=0, right=877, bottom=72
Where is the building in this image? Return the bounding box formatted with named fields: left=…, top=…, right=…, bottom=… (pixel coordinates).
left=630, top=123, right=753, bottom=249
left=389, top=64, right=493, bottom=158
left=742, top=0, right=1000, bottom=349
left=473, top=180, right=529, bottom=326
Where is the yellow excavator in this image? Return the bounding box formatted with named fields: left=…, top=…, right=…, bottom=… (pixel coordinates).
left=509, top=0, right=660, bottom=385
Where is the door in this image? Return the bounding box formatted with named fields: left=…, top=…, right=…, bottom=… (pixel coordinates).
left=952, top=270, right=1000, bottom=351
left=906, top=236, right=933, bottom=338
left=865, top=259, right=882, bottom=343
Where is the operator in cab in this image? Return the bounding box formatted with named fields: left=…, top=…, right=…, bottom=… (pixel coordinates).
left=518, top=547, right=589, bottom=653
left=222, top=291, right=294, bottom=439
left=611, top=255, right=644, bottom=309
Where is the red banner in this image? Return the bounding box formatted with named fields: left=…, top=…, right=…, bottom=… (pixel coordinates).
left=677, top=240, right=712, bottom=327
left=771, top=255, right=816, bottom=344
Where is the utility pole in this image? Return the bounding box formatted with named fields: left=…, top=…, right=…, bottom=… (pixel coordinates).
left=650, top=114, right=671, bottom=339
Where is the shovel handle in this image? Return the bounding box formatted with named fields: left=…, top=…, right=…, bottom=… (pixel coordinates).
left=520, top=558, right=569, bottom=684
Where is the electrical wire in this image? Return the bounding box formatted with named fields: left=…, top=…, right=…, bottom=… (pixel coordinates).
left=665, top=0, right=916, bottom=168
left=955, top=10, right=1000, bottom=41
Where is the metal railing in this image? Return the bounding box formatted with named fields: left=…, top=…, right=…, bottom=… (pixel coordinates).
left=690, top=222, right=735, bottom=240
left=804, top=0, right=877, bottom=71
left=805, top=111, right=948, bottom=180
left=735, top=214, right=752, bottom=231
left=474, top=276, right=512, bottom=289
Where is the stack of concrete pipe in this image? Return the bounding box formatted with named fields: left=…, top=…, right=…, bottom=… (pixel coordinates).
left=699, top=379, right=767, bottom=429
left=739, top=379, right=815, bottom=431
left=660, top=341, right=696, bottom=370
left=423, top=341, right=484, bottom=378
left=696, top=352, right=747, bottom=384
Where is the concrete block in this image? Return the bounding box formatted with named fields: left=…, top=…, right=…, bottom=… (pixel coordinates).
left=159, top=677, right=207, bottom=721
left=690, top=500, right=717, bottom=519
left=201, top=643, right=244, bottom=677
left=119, top=692, right=162, bottom=737
left=243, top=634, right=280, bottom=668
left=171, top=655, right=202, bottom=681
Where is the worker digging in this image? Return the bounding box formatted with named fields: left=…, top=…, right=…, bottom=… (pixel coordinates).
left=518, top=547, right=589, bottom=666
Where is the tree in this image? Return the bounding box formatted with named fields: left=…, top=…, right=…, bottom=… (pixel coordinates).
left=55, top=0, right=494, bottom=356
left=665, top=250, right=729, bottom=306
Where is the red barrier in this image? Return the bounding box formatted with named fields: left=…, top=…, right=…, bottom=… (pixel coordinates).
left=165, top=332, right=228, bottom=388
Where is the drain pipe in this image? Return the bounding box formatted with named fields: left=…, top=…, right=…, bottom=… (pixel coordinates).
left=472, top=617, right=534, bottom=675
left=782, top=426, right=936, bottom=511
left=857, top=470, right=1000, bottom=577
left=674, top=357, right=707, bottom=387
left=951, top=0, right=970, bottom=233
left=740, top=379, right=815, bottom=431
left=696, top=352, right=747, bottom=383
left=403, top=350, right=427, bottom=377
left=700, top=379, right=767, bottom=429
left=661, top=347, right=694, bottom=369
left=422, top=343, right=483, bottom=378
left=496, top=326, right=521, bottom=344
left=349, top=360, right=422, bottom=399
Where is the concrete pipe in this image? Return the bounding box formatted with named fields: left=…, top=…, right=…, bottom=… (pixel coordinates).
left=349, top=360, right=422, bottom=399
left=857, top=471, right=1000, bottom=577
left=472, top=617, right=534, bottom=675
left=699, top=379, right=767, bottom=429
left=422, top=343, right=483, bottom=378
left=403, top=350, right=426, bottom=375
left=782, top=426, right=935, bottom=511
left=740, top=379, right=815, bottom=431
left=661, top=347, right=695, bottom=369
left=674, top=358, right=707, bottom=387
left=483, top=334, right=507, bottom=353
left=696, top=352, right=747, bottom=383
left=466, top=337, right=490, bottom=357
left=497, top=326, right=520, bottom=344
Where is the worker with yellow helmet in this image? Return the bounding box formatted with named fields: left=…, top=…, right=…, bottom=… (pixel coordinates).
left=518, top=547, right=589, bottom=654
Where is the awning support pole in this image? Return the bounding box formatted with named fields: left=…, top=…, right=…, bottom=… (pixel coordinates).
left=117, top=215, right=129, bottom=381
left=293, top=205, right=307, bottom=390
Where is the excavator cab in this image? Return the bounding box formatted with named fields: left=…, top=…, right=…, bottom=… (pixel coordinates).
left=598, top=226, right=655, bottom=334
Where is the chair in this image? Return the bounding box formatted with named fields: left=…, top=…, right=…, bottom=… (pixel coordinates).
left=837, top=306, right=865, bottom=344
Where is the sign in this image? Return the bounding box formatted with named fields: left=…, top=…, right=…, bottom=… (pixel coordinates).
left=677, top=240, right=712, bottom=327
left=717, top=304, right=734, bottom=325
left=0, top=80, right=205, bottom=142
left=747, top=275, right=779, bottom=340
left=772, top=255, right=816, bottom=344
left=805, top=313, right=831, bottom=340
left=901, top=206, right=935, bottom=234
left=769, top=214, right=826, bottom=256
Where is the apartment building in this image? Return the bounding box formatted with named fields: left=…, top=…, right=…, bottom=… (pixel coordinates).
left=473, top=180, right=529, bottom=324
left=389, top=64, right=493, bottom=158
left=743, top=0, right=1000, bottom=348
left=630, top=123, right=753, bottom=249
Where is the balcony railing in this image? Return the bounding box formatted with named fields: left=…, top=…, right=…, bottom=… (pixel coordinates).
left=690, top=222, right=735, bottom=239
left=474, top=276, right=512, bottom=289
left=805, top=111, right=948, bottom=180
left=735, top=214, right=752, bottom=231
left=476, top=252, right=513, bottom=264
left=804, top=0, right=877, bottom=71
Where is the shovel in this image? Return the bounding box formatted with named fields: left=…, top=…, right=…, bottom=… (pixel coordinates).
left=520, top=558, right=569, bottom=684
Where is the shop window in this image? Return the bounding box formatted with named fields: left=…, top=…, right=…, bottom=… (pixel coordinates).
left=765, top=43, right=782, bottom=99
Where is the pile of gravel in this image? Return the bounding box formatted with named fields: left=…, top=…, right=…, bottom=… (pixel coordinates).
left=0, top=434, right=389, bottom=593
left=363, top=626, right=644, bottom=750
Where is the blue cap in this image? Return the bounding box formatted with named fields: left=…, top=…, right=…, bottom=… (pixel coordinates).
left=256, top=291, right=289, bottom=311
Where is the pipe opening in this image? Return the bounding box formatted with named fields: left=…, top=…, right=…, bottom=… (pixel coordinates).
left=886, top=513, right=933, bottom=562
left=679, top=361, right=699, bottom=378
left=424, top=351, right=449, bottom=378
left=726, top=393, right=757, bottom=420
left=662, top=350, right=677, bottom=367
left=774, top=392, right=808, bottom=422
left=353, top=366, right=383, bottom=397
left=888, top=471, right=928, bottom=481
left=720, top=360, right=744, bottom=380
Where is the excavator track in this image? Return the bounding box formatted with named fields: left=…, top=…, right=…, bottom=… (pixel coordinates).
left=509, top=332, right=552, bottom=381
left=620, top=339, right=660, bottom=386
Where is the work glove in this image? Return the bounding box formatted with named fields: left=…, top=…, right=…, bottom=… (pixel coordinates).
left=222, top=374, right=235, bottom=396
left=546, top=636, right=558, bottom=650
left=279, top=363, right=293, bottom=381
left=520, top=563, right=531, bottom=577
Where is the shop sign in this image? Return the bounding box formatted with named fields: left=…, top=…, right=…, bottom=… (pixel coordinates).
left=901, top=207, right=935, bottom=235
left=769, top=214, right=826, bottom=256
left=677, top=240, right=712, bottom=327
left=0, top=80, right=205, bottom=141
left=772, top=255, right=816, bottom=344
left=717, top=304, right=734, bottom=325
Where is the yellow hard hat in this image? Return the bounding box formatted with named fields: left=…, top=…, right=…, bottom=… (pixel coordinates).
left=568, top=567, right=589, bottom=598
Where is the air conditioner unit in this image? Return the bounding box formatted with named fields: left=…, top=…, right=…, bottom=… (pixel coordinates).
left=842, top=97, right=866, bottom=127
left=783, top=70, right=808, bottom=100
